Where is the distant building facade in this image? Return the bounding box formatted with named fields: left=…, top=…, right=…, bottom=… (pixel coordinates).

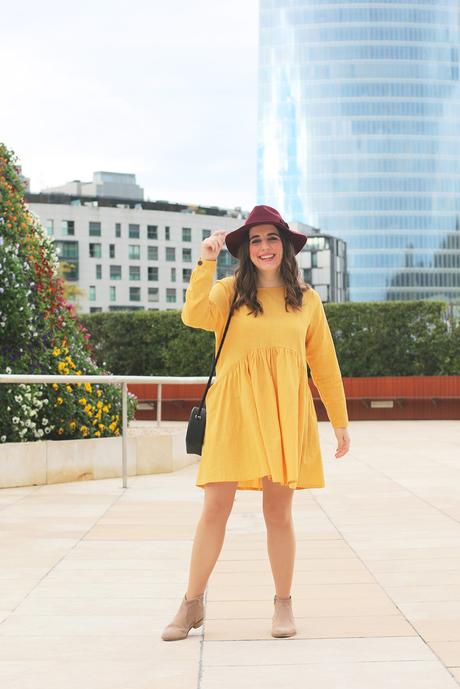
left=26, top=173, right=348, bottom=312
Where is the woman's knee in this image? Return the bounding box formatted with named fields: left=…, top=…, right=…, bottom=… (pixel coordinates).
left=202, top=481, right=237, bottom=521
left=263, top=502, right=293, bottom=528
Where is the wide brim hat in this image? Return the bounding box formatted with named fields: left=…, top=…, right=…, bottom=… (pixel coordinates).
left=225, top=204, right=307, bottom=258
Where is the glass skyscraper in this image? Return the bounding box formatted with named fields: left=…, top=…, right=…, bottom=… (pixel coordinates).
left=257, top=0, right=460, bottom=302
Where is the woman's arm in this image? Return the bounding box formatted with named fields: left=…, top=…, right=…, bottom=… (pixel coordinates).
left=181, top=258, right=230, bottom=333
left=305, top=288, right=349, bottom=429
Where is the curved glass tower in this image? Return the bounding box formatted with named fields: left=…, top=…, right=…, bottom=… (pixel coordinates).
left=257, top=0, right=460, bottom=301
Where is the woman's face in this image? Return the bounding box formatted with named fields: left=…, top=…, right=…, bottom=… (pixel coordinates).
left=248, top=224, right=283, bottom=274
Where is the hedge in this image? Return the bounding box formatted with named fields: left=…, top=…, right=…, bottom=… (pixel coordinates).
left=80, top=299, right=460, bottom=378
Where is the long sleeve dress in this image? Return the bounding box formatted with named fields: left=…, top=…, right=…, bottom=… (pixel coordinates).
left=181, top=257, right=349, bottom=491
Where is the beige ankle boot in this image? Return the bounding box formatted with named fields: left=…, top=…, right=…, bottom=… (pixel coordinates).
left=161, top=592, right=205, bottom=641
left=271, top=594, right=296, bottom=638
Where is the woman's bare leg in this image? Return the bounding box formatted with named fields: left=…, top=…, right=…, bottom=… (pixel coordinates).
left=262, top=476, right=295, bottom=598
left=186, top=481, right=238, bottom=599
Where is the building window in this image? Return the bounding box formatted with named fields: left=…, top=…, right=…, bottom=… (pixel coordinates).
left=109, top=286, right=116, bottom=302
left=89, top=285, right=96, bottom=302
left=166, top=247, right=175, bottom=261
left=89, top=243, right=101, bottom=258
left=182, top=248, right=192, bottom=262
left=182, top=268, right=192, bottom=282
left=130, top=287, right=141, bottom=301
left=110, top=265, right=122, bottom=280
left=148, top=287, right=159, bottom=302
left=62, top=220, right=75, bottom=236
left=129, top=223, right=140, bottom=238
left=54, top=241, right=78, bottom=259
left=148, top=266, right=158, bottom=281
left=303, top=268, right=312, bottom=284
left=147, top=245, right=158, bottom=261
left=46, top=219, right=54, bottom=236
left=171, top=267, right=176, bottom=282
left=165, top=226, right=170, bottom=240
left=115, top=223, right=121, bottom=238
left=129, top=245, right=140, bottom=259
left=89, top=221, right=101, bottom=236
left=311, top=251, right=318, bottom=268
left=166, top=288, right=176, bottom=303
left=202, top=229, right=211, bottom=239
left=61, top=262, right=79, bottom=281
left=182, top=227, right=192, bottom=242
left=182, top=288, right=187, bottom=301
left=96, top=264, right=102, bottom=279
left=147, top=225, right=158, bottom=240
left=109, top=244, right=115, bottom=258
left=89, top=307, right=102, bottom=313
left=129, top=265, right=141, bottom=280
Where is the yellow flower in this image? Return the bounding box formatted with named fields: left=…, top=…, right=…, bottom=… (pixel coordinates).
left=66, top=385, right=72, bottom=393
left=56, top=397, right=63, bottom=405
left=94, top=431, right=101, bottom=437
left=79, top=398, right=87, bottom=405
left=96, top=390, right=102, bottom=398
left=52, top=383, right=59, bottom=391
left=76, top=370, right=82, bottom=375
left=84, top=383, right=92, bottom=393
left=103, top=406, right=110, bottom=413
left=57, top=362, right=67, bottom=373
left=52, top=348, right=61, bottom=357
left=114, top=429, right=120, bottom=436
left=58, top=427, right=64, bottom=434
left=69, top=421, right=77, bottom=430
left=92, top=419, right=98, bottom=426
left=69, top=361, right=76, bottom=369
left=84, top=404, right=92, bottom=412
left=97, top=401, right=103, bottom=409
left=80, top=425, right=88, bottom=435
left=98, top=423, right=105, bottom=431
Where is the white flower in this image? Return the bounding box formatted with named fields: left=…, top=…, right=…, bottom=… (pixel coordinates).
left=5, top=366, right=12, bottom=374
left=45, top=428, right=51, bottom=434
left=0, top=436, right=6, bottom=442
left=36, top=429, right=44, bottom=437
left=12, top=417, right=19, bottom=424
left=42, top=418, right=48, bottom=425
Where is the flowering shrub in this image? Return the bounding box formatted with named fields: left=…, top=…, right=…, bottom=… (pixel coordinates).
left=0, top=143, right=137, bottom=442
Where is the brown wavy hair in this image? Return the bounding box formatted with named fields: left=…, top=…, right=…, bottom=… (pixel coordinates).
left=230, top=225, right=311, bottom=317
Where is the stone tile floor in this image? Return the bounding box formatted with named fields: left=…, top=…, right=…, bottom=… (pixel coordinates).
left=0, top=419, right=459, bottom=688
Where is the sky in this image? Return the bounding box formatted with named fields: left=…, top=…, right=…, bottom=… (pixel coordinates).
left=1, top=0, right=259, bottom=211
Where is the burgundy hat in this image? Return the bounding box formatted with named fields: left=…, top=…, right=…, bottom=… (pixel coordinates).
left=225, top=204, right=307, bottom=258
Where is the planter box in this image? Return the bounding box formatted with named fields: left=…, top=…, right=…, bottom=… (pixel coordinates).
left=0, top=426, right=196, bottom=489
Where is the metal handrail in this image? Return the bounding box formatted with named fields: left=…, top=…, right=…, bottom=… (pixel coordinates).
left=0, top=374, right=214, bottom=488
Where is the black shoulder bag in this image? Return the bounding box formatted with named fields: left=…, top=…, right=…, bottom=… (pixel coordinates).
left=185, top=291, right=237, bottom=455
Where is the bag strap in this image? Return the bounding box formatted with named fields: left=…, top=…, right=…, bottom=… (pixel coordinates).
left=197, top=290, right=238, bottom=412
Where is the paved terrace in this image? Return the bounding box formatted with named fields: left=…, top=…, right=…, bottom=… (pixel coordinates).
left=0, top=420, right=459, bottom=689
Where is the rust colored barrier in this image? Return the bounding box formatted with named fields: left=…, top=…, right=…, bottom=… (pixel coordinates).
left=129, top=376, right=460, bottom=422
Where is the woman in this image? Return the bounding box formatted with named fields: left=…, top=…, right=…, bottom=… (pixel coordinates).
left=161, top=204, right=350, bottom=641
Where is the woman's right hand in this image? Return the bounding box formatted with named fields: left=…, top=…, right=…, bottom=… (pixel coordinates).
left=200, top=230, right=227, bottom=261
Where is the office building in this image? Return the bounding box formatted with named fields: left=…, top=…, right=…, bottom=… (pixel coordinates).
left=258, top=0, right=460, bottom=302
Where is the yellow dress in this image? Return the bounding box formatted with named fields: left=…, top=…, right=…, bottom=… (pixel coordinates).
left=181, top=258, right=349, bottom=491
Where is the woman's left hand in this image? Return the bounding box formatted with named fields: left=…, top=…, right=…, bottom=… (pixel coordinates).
left=333, top=427, right=350, bottom=459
